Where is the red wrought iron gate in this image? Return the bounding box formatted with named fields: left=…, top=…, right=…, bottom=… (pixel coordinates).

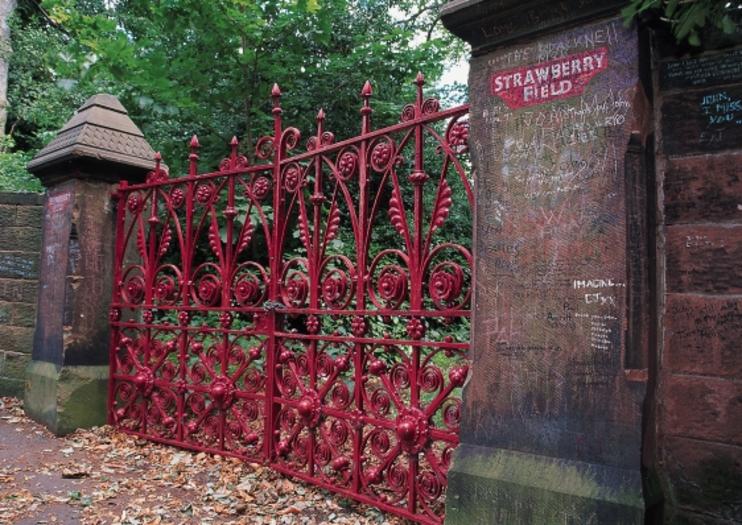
left=108, top=74, right=472, bottom=524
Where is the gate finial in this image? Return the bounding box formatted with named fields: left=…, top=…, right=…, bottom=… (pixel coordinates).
left=271, top=83, right=282, bottom=110
left=189, top=134, right=200, bottom=176
left=361, top=80, right=372, bottom=97
left=230, top=136, right=239, bottom=160
left=415, top=71, right=425, bottom=109
left=148, top=151, right=167, bottom=183
left=271, top=83, right=282, bottom=121
left=361, top=80, right=372, bottom=134
left=316, top=108, right=325, bottom=141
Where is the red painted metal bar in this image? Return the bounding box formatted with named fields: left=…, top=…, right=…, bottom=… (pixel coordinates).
left=108, top=73, right=472, bottom=524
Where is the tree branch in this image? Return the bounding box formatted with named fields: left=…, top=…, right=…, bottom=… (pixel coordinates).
left=22, top=0, right=69, bottom=36
left=394, top=1, right=445, bottom=29
left=425, top=16, right=440, bottom=41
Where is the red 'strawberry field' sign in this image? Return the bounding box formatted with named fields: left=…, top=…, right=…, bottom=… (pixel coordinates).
left=491, top=47, right=609, bottom=109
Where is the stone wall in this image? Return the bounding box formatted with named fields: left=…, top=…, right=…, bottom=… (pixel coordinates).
left=0, top=192, right=43, bottom=396
left=655, top=41, right=742, bottom=523
left=442, top=1, right=742, bottom=521
left=440, top=5, right=650, bottom=521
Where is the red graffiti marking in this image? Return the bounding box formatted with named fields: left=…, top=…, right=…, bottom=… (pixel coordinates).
left=491, top=47, right=609, bottom=109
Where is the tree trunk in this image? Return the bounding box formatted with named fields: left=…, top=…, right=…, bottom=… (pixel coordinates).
left=0, top=0, right=16, bottom=141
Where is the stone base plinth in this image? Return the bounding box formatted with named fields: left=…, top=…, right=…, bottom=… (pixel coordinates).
left=445, top=445, right=645, bottom=524
left=24, top=361, right=108, bottom=435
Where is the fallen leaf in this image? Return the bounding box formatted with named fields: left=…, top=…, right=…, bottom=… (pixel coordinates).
left=62, top=468, right=90, bottom=479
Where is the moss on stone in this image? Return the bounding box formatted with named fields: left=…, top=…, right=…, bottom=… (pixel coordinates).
left=56, top=365, right=108, bottom=435
left=0, top=376, right=24, bottom=396
left=24, top=361, right=108, bottom=435
left=3, top=352, right=30, bottom=378
left=445, top=445, right=645, bottom=524
left=24, top=360, right=60, bottom=430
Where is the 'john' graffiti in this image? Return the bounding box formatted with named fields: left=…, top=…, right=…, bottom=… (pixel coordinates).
left=700, top=91, right=742, bottom=126
left=491, top=47, right=608, bottom=109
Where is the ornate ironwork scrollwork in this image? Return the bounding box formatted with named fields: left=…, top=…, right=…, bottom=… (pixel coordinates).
left=109, top=75, right=471, bottom=525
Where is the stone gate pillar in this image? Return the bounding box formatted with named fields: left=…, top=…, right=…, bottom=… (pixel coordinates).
left=441, top=2, right=653, bottom=522
left=24, top=94, right=156, bottom=435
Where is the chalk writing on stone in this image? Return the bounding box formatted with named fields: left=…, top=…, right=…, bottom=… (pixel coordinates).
left=661, top=49, right=742, bottom=90
left=573, top=278, right=626, bottom=289
left=662, top=85, right=742, bottom=154
left=536, top=21, right=619, bottom=61
left=584, top=293, right=616, bottom=306
left=495, top=342, right=562, bottom=354
left=700, top=90, right=742, bottom=126
left=483, top=19, right=620, bottom=68
left=590, top=318, right=612, bottom=350
left=486, top=86, right=633, bottom=170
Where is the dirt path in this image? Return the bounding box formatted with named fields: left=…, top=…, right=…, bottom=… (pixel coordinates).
left=0, top=397, right=404, bottom=525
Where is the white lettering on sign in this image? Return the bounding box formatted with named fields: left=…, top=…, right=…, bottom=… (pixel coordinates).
left=491, top=47, right=609, bottom=109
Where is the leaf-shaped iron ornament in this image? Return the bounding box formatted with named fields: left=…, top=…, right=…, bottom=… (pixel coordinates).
left=325, top=204, right=340, bottom=242
left=236, top=220, right=254, bottom=255
left=299, top=221, right=311, bottom=252
left=158, top=225, right=172, bottom=258
left=388, top=194, right=407, bottom=237
left=136, top=226, right=147, bottom=262
left=431, top=179, right=453, bottom=233
left=208, top=219, right=222, bottom=259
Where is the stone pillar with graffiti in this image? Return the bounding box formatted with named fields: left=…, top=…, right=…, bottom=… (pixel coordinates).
left=24, top=94, right=156, bottom=435
left=442, top=2, right=652, bottom=522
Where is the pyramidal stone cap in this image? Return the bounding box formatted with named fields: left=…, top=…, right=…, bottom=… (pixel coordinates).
left=27, top=94, right=158, bottom=185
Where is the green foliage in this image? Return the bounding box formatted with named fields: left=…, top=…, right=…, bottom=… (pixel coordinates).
left=8, top=8, right=86, bottom=151
left=3, top=0, right=469, bottom=194
left=39, top=0, right=465, bottom=174
left=6, top=1, right=473, bottom=357
left=1, top=2, right=91, bottom=192
left=622, top=0, right=739, bottom=46
left=0, top=137, right=42, bottom=192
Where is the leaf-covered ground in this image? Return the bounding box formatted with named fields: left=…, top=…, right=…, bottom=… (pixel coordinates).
left=0, top=397, right=405, bottom=525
